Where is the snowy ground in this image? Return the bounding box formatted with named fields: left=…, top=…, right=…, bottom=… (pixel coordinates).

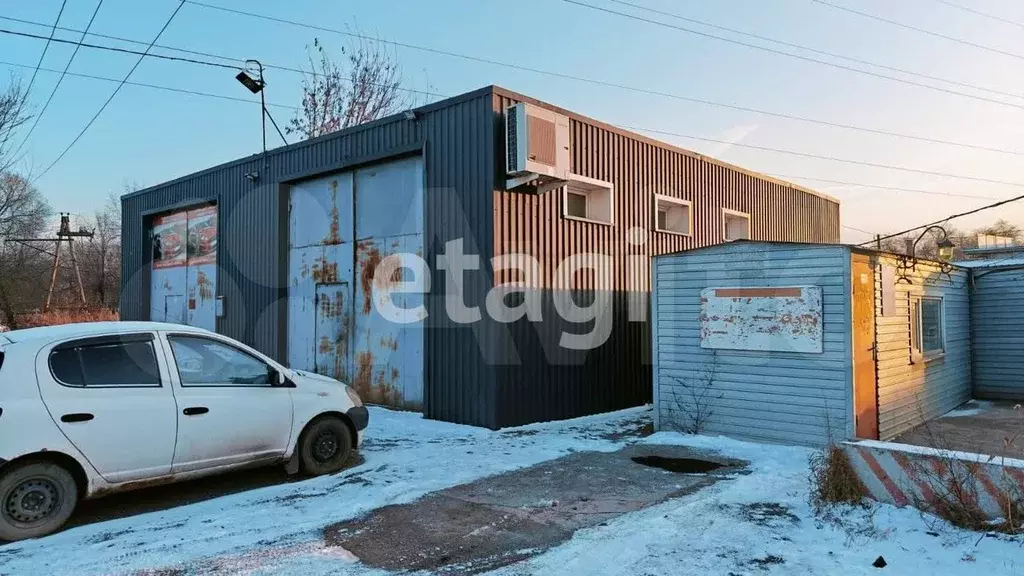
left=1, top=406, right=1022, bottom=575
left=0, top=406, right=649, bottom=576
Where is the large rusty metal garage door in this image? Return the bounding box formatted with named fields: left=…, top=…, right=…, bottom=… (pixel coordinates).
left=150, top=205, right=218, bottom=331
left=287, top=156, right=425, bottom=410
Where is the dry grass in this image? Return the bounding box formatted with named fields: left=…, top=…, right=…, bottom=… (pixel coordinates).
left=14, top=309, right=118, bottom=329
left=809, top=443, right=868, bottom=510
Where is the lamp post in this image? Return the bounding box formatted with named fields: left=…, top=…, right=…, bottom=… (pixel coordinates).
left=235, top=60, right=267, bottom=157
left=912, top=225, right=956, bottom=261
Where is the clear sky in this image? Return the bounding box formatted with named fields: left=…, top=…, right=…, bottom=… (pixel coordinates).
left=3, top=0, right=1024, bottom=243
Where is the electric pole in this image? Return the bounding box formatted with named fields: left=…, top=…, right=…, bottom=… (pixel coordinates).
left=6, top=213, right=94, bottom=311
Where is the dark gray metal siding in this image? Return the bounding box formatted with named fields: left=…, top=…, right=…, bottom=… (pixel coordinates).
left=489, top=88, right=841, bottom=428
left=970, top=266, right=1024, bottom=400
left=122, top=87, right=499, bottom=427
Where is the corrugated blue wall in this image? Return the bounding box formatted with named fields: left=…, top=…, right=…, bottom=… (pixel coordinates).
left=874, top=256, right=971, bottom=440
left=652, top=242, right=853, bottom=446
left=970, top=266, right=1024, bottom=400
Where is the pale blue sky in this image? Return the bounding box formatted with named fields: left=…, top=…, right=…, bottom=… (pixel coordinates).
left=3, top=0, right=1024, bottom=241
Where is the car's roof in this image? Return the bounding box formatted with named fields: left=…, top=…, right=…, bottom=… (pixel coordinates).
left=0, top=321, right=212, bottom=345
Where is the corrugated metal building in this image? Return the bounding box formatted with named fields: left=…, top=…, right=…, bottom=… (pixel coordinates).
left=121, top=85, right=840, bottom=429
left=961, top=258, right=1024, bottom=400
left=651, top=241, right=970, bottom=445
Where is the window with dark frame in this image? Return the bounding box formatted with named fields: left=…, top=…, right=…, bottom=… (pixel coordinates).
left=49, top=339, right=161, bottom=387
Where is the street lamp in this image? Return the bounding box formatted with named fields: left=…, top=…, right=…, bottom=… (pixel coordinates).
left=236, top=60, right=267, bottom=158
left=912, top=225, right=956, bottom=261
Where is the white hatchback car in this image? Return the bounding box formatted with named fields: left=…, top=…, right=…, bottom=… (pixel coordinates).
left=0, top=322, right=367, bottom=541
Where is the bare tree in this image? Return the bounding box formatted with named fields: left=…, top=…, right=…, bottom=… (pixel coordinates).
left=287, top=35, right=408, bottom=139
left=78, top=191, right=122, bottom=309
left=0, top=173, right=52, bottom=328
left=666, top=352, right=723, bottom=434
left=0, top=76, right=30, bottom=173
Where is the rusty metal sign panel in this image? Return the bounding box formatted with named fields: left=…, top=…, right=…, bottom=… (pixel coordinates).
left=151, top=206, right=217, bottom=330
left=699, top=286, right=823, bottom=353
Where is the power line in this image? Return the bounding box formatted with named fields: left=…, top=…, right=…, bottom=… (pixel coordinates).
left=0, top=13, right=248, bottom=67
left=763, top=174, right=1004, bottom=201
left=34, top=1, right=188, bottom=182
left=1, top=0, right=66, bottom=155
left=10, top=0, right=104, bottom=160
left=21, top=1, right=67, bottom=96
left=859, top=193, right=1024, bottom=245
left=842, top=224, right=877, bottom=236
left=150, top=1, right=1024, bottom=157
left=609, top=0, right=1024, bottom=105
left=625, top=125, right=1024, bottom=189
left=932, top=0, right=1024, bottom=30
left=810, top=0, right=1024, bottom=61
left=0, top=26, right=446, bottom=100
left=0, top=27, right=237, bottom=72
left=562, top=0, right=1024, bottom=111
left=0, top=59, right=298, bottom=110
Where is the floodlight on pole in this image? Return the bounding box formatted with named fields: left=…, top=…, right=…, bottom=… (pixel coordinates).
left=235, top=60, right=267, bottom=160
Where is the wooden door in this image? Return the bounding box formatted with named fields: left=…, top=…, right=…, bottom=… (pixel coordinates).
left=851, top=254, right=879, bottom=439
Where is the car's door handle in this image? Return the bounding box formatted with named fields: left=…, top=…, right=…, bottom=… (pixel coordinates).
left=61, top=413, right=94, bottom=423
left=182, top=407, right=209, bottom=416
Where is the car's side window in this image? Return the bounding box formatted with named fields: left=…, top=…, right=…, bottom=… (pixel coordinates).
left=168, top=335, right=272, bottom=387
left=49, top=335, right=161, bottom=387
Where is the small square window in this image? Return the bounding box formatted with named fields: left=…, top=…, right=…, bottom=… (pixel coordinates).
left=566, top=191, right=588, bottom=219
left=654, top=195, right=692, bottom=235
left=912, top=296, right=944, bottom=361
left=562, top=176, right=614, bottom=225
left=723, top=209, right=751, bottom=241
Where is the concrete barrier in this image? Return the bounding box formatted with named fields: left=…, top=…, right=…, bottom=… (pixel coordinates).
left=843, top=440, right=1024, bottom=520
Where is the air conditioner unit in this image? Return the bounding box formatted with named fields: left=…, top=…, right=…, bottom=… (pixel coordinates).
left=505, top=102, right=569, bottom=191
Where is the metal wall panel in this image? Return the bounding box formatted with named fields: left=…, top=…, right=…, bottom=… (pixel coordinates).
left=287, top=172, right=355, bottom=381
left=488, top=88, right=840, bottom=428
left=970, top=267, right=1024, bottom=400
left=352, top=156, right=426, bottom=410
left=872, top=255, right=971, bottom=440
left=652, top=242, right=853, bottom=446
left=123, top=87, right=499, bottom=427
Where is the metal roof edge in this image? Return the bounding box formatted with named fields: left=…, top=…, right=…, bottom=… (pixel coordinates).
left=490, top=85, right=840, bottom=206
left=121, top=86, right=496, bottom=202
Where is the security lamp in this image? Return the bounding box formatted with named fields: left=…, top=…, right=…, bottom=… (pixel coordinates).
left=912, top=225, right=955, bottom=261
left=236, top=71, right=264, bottom=94
left=937, top=238, right=955, bottom=261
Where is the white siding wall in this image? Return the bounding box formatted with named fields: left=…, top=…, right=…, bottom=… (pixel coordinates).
left=969, top=267, right=1024, bottom=400
left=652, top=243, right=852, bottom=446
left=874, top=256, right=971, bottom=440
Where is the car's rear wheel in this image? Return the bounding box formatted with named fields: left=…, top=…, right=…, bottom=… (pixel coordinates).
left=298, top=416, right=354, bottom=476
left=0, top=461, right=78, bottom=542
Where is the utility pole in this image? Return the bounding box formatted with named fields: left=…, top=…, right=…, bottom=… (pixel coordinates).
left=7, top=213, right=94, bottom=312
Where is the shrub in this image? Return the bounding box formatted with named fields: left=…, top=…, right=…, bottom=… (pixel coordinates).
left=809, top=442, right=868, bottom=509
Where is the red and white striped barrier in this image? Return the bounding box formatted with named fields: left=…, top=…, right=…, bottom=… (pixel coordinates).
left=843, top=440, right=1024, bottom=520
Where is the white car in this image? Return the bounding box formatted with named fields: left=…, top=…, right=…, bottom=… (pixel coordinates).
left=0, top=322, right=368, bottom=541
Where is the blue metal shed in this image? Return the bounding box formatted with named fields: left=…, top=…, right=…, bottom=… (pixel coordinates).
left=652, top=241, right=971, bottom=445
left=961, top=258, right=1024, bottom=400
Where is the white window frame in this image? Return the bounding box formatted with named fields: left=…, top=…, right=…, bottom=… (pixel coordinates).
left=911, top=295, right=945, bottom=363
left=653, top=194, right=693, bottom=236
left=722, top=208, right=751, bottom=242
left=561, top=175, right=614, bottom=226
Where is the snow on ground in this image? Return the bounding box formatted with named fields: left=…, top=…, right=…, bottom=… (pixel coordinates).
left=0, top=406, right=648, bottom=576
left=940, top=400, right=995, bottom=418
left=489, top=433, right=1024, bottom=576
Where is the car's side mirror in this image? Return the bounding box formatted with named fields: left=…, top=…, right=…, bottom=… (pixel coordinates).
left=269, top=367, right=295, bottom=388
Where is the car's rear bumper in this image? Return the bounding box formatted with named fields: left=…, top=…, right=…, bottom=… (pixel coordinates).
left=347, top=406, right=369, bottom=431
